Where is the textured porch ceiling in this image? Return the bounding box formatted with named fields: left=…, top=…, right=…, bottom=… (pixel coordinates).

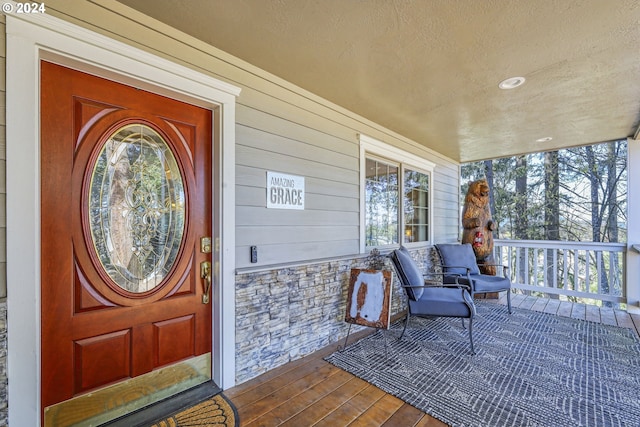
left=117, top=0, right=640, bottom=163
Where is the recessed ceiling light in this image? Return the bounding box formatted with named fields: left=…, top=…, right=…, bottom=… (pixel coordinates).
left=498, top=76, right=526, bottom=90
left=536, top=136, right=553, bottom=143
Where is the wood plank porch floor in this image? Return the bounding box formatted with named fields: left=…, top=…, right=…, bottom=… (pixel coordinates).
left=224, top=295, right=640, bottom=427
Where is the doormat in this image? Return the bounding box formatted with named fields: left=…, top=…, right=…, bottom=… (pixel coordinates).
left=150, top=393, right=238, bottom=427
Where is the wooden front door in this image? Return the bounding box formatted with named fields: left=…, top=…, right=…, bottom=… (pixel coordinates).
left=40, top=61, right=213, bottom=413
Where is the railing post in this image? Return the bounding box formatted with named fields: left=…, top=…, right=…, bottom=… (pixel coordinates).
left=626, top=136, right=640, bottom=314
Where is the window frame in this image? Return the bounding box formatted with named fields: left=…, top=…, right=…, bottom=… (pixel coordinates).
left=359, top=134, right=435, bottom=252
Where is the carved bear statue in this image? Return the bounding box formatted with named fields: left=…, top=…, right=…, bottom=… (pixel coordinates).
left=462, top=179, right=496, bottom=275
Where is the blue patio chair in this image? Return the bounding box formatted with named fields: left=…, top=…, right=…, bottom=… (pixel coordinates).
left=389, top=246, right=476, bottom=354
left=435, top=243, right=512, bottom=314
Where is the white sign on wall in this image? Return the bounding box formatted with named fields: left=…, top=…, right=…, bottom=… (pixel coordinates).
left=266, top=171, right=305, bottom=210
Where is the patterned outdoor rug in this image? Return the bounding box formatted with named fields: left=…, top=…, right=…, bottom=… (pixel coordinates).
left=149, top=393, right=238, bottom=427
left=325, top=303, right=640, bottom=427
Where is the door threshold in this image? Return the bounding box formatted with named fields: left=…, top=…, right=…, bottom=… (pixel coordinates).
left=44, top=354, right=211, bottom=426
left=100, top=380, right=221, bottom=427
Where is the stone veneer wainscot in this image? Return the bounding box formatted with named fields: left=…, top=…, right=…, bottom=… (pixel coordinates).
left=234, top=247, right=437, bottom=384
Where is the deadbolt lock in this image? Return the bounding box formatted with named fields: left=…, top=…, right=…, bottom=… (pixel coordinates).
left=201, top=237, right=212, bottom=254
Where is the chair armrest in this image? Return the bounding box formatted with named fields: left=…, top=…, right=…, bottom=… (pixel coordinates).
left=422, top=272, right=464, bottom=285
left=422, top=272, right=453, bottom=280
left=440, top=265, right=472, bottom=271
left=477, top=263, right=510, bottom=276
left=438, top=283, right=472, bottom=291
left=400, top=284, right=472, bottom=293
left=401, top=274, right=471, bottom=292
left=439, top=265, right=473, bottom=276
left=437, top=272, right=464, bottom=277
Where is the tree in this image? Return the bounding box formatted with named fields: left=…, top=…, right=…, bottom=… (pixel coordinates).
left=605, top=142, right=620, bottom=243
left=514, top=156, right=529, bottom=240
left=561, top=141, right=627, bottom=244
left=460, top=139, right=627, bottom=244
left=585, top=145, right=602, bottom=243
left=461, top=140, right=627, bottom=302
left=544, top=151, right=560, bottom=294
left=604, top=142, right=623, bottom=299
left=513, top=155, right=528, bottom=284
left=544, top=151, right=560, bottom=241
left=484, top=159, right=495, bottom=222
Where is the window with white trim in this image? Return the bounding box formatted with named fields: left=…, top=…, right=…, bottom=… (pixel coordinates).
left=403, top=167, right=431, bottom=243
left=360, top=134, right=434, bottom=250
left=365, top=156, right=399, bottom=246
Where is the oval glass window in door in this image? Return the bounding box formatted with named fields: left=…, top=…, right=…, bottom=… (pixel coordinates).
left=88, top=123, right=186, bottom=293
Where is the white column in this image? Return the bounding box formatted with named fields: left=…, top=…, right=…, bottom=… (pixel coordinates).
left=626, top=136, right=640, bottom=314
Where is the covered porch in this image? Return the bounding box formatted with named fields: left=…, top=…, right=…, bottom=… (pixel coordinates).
left=226, top=295, right=640, bottom=426
left=3, top=2, right=640, bottom=426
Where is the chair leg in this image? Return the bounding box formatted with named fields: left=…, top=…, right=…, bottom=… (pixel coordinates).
left=338, top=322, right=353, bottom=351
left=507, top=289, right=512, bottom=314
left=468, top=316, right=475, bottom=355
left=400, top=313, right=411, bottom=339
left=461, top=318, right=466, bottom=329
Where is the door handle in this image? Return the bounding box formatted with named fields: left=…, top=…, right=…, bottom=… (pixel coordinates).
left=201, top=261, right=212, bottom=304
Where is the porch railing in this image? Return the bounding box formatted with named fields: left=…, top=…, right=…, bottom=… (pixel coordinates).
left=493, top=239, right=626, bottom=305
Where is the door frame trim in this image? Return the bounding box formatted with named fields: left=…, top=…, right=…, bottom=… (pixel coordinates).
left=6, top=12, right=240, bottom=426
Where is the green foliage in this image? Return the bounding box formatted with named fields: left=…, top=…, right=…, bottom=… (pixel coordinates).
left=461, top=140, right=627, bottom=243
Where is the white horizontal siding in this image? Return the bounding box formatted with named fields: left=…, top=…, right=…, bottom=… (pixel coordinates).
left=432, top=163, right=461, bottom=242
left=235, top=112, right=360, bottom=267
left=237, top=225, right=359, bottom=246
left=236, top=144, right=357, bottom=184
left=235, top=240, right=360, bottom=266
left=236, top=185, right=359, bottom=212
left=37, top=0, right=462, bottom=268
left=236, top=207, right=359, bottom=227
